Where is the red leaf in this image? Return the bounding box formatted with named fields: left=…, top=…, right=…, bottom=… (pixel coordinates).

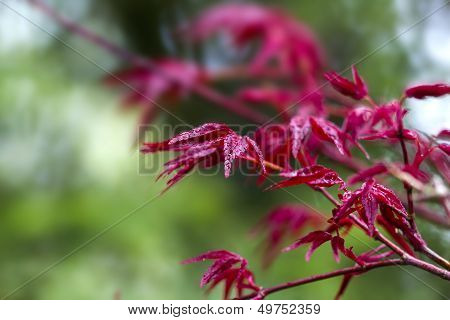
left=106, top=59, right=205, bottom=139
left=283, top=231, right=333, bottom=261
left=376, top=215, right=416, bottom=256
left=267, top=165, right=344, bottom=190
left=289, top=116, right=311, bottom=158
left=343, top=107, right=373, bottom=139
left=359, top=180, right=378, bottom=236
left=330, top=236, right=360, bottom=264
left=323, top=65, right=368, bottom=100
left=332, top=190, right=361, bottom=222
left=438, top=143, right=450, bottom=155
left=333, top=180, right=406, bottom=228
left=169, top=123, right=232, bottom=146
left=335, top=274, right=354, bottom=300
left=245, top=136, right=267, bottom=175
left=143, top=123, right=266, bottom=190
left=378, top=205, right=426, bottom=251
left=310, top=117, right=348, bottom=155
left=182, top=250, right=259, bottom=299
left=224, top=135, right=249, bottom=178
left=405, top=83, right=450, bottom=99
left=254, top=125, right=292, bottom=170
left=358, top=245, right=394, bottom=263
left=186, top=3, right=323, bottom=78
left=372, top=183, right=408, bottom=218
left=430, top=149, right=450, bottom=183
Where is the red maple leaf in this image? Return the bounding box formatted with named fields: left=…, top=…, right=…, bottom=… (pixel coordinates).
left=266, top=165, right=345, bottom=190
left=333, top=179, right=408, bottom=236
left=283, top=231, right=360, bottom=264
left=141, top=123, right=266, bottom=191
left=405, top=83, right=450, bottom=99
left=324, top=65, right=368, bottom=100
left=185, top=3, right=323, bottom=79
left=182, top=250, right=259, bottom=299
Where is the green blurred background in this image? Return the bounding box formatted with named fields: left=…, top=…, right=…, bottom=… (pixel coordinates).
left=0, top=0, right=449, bottom=299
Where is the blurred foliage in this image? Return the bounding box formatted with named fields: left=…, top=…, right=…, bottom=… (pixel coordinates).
left=0, top=0, right=449, bottom=300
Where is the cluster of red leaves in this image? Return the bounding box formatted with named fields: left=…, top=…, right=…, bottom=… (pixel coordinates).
left=267, top=165, right=345, bottom=190
left=147, top=74, right=449, bottom=298
left=141, top=123, right=266, bottom=191
left=252, top=111, right=369, bottom=172
left=332, top=178, right=408, bottom=235
left=135, top=4, right=450, bottom=300
left=105, top=3, right=326, bottom=137
left=182, top=250, right=260, bottom=299
left=185, top=3, right=323, bottom=79
left=29, top=0, right=450, bottom=300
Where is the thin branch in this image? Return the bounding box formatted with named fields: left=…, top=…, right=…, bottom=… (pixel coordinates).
left=240, top=259, right=405, bottom=299
left=398, top=131, right=418, bottom=230
left=422, top=246, right=450, bottom=270
left=27, top=0, right=269, bottom=124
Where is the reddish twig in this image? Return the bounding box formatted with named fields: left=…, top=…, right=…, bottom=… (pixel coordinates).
left=240, top=259, right=405, bottom=299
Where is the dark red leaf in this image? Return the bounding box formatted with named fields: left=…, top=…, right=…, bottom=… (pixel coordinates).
left=283, top=230, right=333, bottom=261
left=330, top=236, right=360, bottom=264
left=436, top=129, right=450, bottom=140
left=334, top=274, right=354, bottom=300
left=169, top=123, right=232, bottom=146
left=438, top=143, right=450, bottom=155
left=343, top=107, right=373, bottom=140
left=430, top=149, right=450, bottom=183
left=378, top=205, right=426, bottom=252
left=372, top=183, right=408, bottom=218
left=267, top=165, right=344, bottom=190
left=289, top=116, right=311, bottom=158
left=310, top=117, right=348, bottom=155
left=323, top=65, right=368, bottom=100
left=359, top=180, right=378, bottom=236
left=186, top=3, right=323, bottom=79
left=376, top=215, right=415, bottom=256
left=182, top=250, right=259, bottom=299
left=405, top=83, right=450, bottom=99
left=332, top=190, right=361, bottom=222
left=142, top=123, right=266, bottom=190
